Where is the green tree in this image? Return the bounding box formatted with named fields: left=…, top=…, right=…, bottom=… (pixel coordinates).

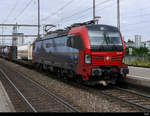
left=125, top=46, right=137, bottom=56
left=125, top=46, right=149, bottom=57
left=127, top=39, right=134, bottom=43
left=136, top=47, right=149, bottom=57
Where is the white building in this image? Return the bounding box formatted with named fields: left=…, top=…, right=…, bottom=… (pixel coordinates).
left=145, top=41, right=150, bottom=51
left=135, top=35, right=141, bottom=48
left=125, top=42, right=135, bottom=47
left=126, top=35, right=150, bottom=51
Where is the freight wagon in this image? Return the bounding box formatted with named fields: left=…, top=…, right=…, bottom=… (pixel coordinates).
left=17, top=43, right=33, bottom=61
left=1, top=46, right=17, bottom=60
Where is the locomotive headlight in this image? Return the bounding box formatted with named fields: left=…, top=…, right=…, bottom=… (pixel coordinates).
left=85, top=54, right=91, bottom=64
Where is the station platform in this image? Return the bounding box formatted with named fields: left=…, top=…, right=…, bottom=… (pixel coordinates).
left=0, top=81, right=15, bottom=112
left=126, top=66, right=150, bottom=88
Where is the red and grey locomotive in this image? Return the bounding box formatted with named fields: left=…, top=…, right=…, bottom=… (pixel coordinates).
left=32, top=21, right=129, bottom=86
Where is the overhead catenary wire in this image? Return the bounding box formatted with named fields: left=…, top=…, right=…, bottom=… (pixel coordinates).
left=53, top=0, right=114, bottom=28
left=121, top=21, right=150, bottom=32
left=1, top=0, right=150, bottom=43
left=2, top=0, right=18, bottom=24
left=121, top=5, right=150, bottom=18
left=52, top=0, right=127, bottom=29
left=41, top=0, right=74, bottom=22
left=12, top=0, right=33, bottom=23
left=122, top=19, right=150, bottom=26
left=61, top=0, right=116, bottom=24
left=59, top=0, right=125, bottom=28
left=121, top=12, right=150, bottom=19
left=61, top=0, right=113, bottom=23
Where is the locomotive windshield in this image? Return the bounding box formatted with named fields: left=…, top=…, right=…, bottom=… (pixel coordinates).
left=88, top=31, right=122, bottom=46
left=86, top=25, right=123, bottom=51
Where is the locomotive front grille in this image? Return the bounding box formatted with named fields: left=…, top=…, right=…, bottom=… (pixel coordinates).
left=92, top=55, right=105, bottom=66
left=92, top=54, right=122, bottom=66
left=111, top=55, right=122, bottom=64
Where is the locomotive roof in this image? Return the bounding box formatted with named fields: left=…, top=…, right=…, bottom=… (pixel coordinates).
left=86, top=24, right=119, bottom=32
left=38, top=23, right=119, bottom=41
left=42, top=29, right=68, bottom=40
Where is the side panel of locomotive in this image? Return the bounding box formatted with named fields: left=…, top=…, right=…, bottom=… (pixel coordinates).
left=33, top=35, right=79, bottom=71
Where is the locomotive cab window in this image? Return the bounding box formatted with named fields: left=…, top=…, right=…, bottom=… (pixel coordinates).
left=67, top=36, right=83, bottom=50
left=67, top=37, right=74, bottom=47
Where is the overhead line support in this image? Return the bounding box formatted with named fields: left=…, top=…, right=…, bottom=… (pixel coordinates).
left=117, top=0, right=120, bottom=31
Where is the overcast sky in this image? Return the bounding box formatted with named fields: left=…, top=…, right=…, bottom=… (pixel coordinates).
left=0, top=0, right=150, bottom=44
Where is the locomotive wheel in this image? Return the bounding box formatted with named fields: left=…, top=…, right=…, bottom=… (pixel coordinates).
left=62, top=71, right=68, bottom=82
left=56, top=69, right=68, bottom=82
left=39, top=64, right=44, bottom=71
left=57, top=72, right=61, bottom=79
left=63, top=76, right=68, bottom=82
left=35, top=63, right=40, bottom=71
left=75, top=76, right=83, bottom=84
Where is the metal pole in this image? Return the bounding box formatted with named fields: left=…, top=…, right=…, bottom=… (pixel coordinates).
left=2, top=26, right=3, bottom=46
left=38, top=0, right=40, bottom=39
left=117, top=0, right=120, bottom=31
left=93, top=0, right=95, bottom=21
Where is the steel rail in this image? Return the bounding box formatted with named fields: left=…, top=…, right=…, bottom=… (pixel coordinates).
left=114, top=86, right=150, bottom=99
left=0, top=68, right=37, bottom=112
left=2, top=58, right=150, bottom=112
left=100, top=87, right=150, bottom=112
left=15, top=70, right=80, bottom=112
left=0, top=63, right=79, bottom=112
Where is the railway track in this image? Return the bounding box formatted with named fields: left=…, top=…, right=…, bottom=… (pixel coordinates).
left=1, top=58, right=150, bottom=112
left=44, top=70, right=150, bottom=112
left=0, top=64, right=79, bottom=112
left=36, top=66, right=150, bottom=111
left=99, top=86, right=150, bottom=112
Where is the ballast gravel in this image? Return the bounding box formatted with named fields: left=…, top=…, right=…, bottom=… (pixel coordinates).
left=0, top=58, right=141, bottom=112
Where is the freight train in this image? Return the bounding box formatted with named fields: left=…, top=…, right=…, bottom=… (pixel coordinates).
left=0, top=46, right=17, bottom=60
left=0, top=20, right=129, bottom=86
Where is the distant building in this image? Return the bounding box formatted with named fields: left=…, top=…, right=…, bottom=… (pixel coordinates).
left=125, top=42, right=135, bottom=47
left=12, top=33, right=24, bottom=46
left=145, top=41, right=150, bottom=51
left=135, top=35, right=141, bottom=48
left=141, top=41, right=150, bottom=51
left=125, top=35, right=150, bottom=51
left=141, top=42, right=146, bottom=47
